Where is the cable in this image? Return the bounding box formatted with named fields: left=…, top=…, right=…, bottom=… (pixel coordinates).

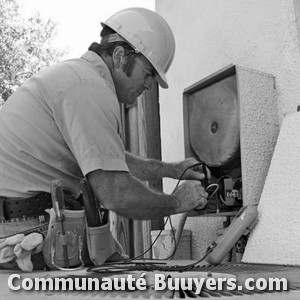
left=165, top=162, right=208, bottom=260
left=206, top=183, right=219, bottom=199
left=133, top=162, right=207, bottom=261
left=129, top=217, right=169, bottom=261
left=219, top=194, right=227, bottom=205
left=126, top=215, right=177, bottom=262
left=173, top=162, right=205, bottom=190
left=170, top=242, right=216, bottom=272
left=88, top=243, right=216, bottom=274
left=168, top=212, right=188, bottom=260
left=216, top=174, right=231, bottom=184
left=88, top=162, right=211, bottom=273
left=167, top=183, right=220, bottom=261
left=134, top=167, right=223, bottom=264
left=163, top=215, right=178, bottom=260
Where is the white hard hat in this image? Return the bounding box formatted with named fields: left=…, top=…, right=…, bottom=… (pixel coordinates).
left=101, top=7, right=176, bottom=89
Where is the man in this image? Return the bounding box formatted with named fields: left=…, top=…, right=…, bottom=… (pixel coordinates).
left=0, top=8, right=207, bottom=265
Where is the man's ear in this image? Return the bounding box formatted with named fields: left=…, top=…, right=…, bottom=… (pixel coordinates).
left=112, top=46, right=125, bottom=68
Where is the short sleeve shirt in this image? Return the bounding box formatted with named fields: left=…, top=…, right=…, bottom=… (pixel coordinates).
left=0, top=51, right=129, bottom=198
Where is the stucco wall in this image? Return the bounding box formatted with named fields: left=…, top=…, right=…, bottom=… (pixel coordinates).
left=243, top=112, right=300, bottom=265
left=155, top=0, right=300, bottom=259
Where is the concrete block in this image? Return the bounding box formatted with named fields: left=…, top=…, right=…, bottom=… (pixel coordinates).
left=151, top=229, right=192, bottom=260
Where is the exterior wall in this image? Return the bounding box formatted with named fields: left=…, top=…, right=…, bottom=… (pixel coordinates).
left=155, top=0, right=300, bottom=259
left=243, top=112, right=300, bottom=265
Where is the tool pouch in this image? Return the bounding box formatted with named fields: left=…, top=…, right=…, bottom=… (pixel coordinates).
left=42, top=208, right=88, bottom=270
left=86, top=220, right=117, bottom=266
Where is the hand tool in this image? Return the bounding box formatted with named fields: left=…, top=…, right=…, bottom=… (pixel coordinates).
left=51, top=179, right=69, bottom=268
left=80, top=178, right=102, bottom=227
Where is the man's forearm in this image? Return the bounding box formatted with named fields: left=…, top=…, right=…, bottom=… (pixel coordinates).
left=125, top=152, right=207, bottom=182
left=125, top=152, right=175, bottom=181
left=87, top=169, right=181, bottom=220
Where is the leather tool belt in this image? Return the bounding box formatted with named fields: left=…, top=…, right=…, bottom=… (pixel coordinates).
left=0, top=192, right=52, bottom=221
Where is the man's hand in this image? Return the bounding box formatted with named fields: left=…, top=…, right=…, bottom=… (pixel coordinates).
left=172, top=157, right=211, bottom=181
left=173, top=180, right=208, bottom=212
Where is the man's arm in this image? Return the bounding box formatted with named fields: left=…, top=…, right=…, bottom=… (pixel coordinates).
left=125, top=152, right=207, bottom=181
left=87, top=169, right=207, bottom=220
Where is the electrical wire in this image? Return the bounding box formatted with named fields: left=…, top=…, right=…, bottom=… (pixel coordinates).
left=131, top=161, right=207, bottom=262
left=173, top=162, right=205, bottom=190
left=164, top=161, right=208, bottom=260
left=216, top=174, right=231, bottom=184
left=206, top=183, right=219, bottom=199
left=154, top=165, right=221, bottom=266
left=88, top=162, right=212, bottom=274
left=163, top=215, right=177, bottom=260
left=219, top=194, right=227, bottom=205
left=89, top=243, right=216, bottom=274
left=127, top=217, right=169, bottom=261
left=168, top=212, right=188, bottom=260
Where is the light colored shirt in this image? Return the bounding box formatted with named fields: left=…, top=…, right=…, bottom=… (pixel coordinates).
left=0, top=51, right=129, bottom=198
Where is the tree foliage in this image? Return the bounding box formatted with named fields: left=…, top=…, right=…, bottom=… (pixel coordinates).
left=0, top=0, right=67, bottom=103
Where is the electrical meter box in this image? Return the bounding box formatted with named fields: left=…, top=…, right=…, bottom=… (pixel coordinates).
left=183, top=64, right=279, bottom=215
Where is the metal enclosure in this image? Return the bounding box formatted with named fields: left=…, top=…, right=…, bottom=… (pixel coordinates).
left=183, top=65, right=279, bottom=208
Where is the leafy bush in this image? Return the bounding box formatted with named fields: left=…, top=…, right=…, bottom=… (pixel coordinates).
left=0, top=0, right=67, bottom=102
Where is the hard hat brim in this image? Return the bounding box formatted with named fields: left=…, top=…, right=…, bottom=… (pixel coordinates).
left=155, top=72, right=168, bottom=89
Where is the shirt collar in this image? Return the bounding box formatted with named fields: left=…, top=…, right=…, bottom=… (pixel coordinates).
left=80, top=51, right=116, bottom=93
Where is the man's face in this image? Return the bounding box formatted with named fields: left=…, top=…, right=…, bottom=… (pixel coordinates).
left=114, top=53, right=156, bottom=105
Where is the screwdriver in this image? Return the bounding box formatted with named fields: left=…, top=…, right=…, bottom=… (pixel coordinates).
left=51, top=179, right=69, bottom=268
